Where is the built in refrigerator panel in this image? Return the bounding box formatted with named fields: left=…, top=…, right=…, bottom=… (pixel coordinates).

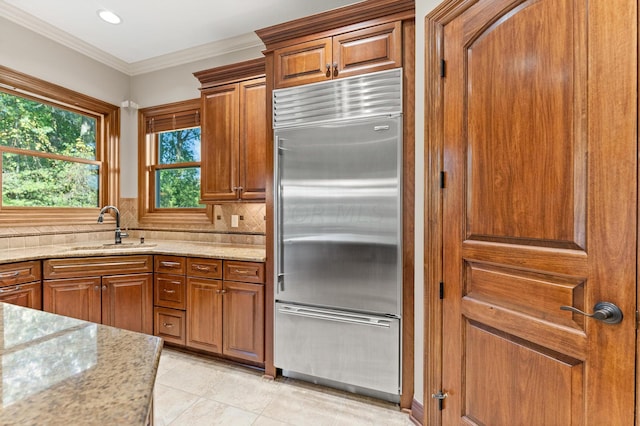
left=276, top=116, right=402, bottom=315
left=274, top=302, right=401, bottom=397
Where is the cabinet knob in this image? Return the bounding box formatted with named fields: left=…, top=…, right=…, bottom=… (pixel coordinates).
left=333, top=62, right=339, bottom=77
left=102, top=285, right=107, bottom=290
left=162, top=322, right=174, bottom=328
left=95, top=286, right=100, bottom=290
left=326, top=63, right=331, bottom=77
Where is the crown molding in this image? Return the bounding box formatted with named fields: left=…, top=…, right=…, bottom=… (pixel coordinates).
left=128, top=33, right=265, bottom=76
left=0, top=2, right=265, bottom=76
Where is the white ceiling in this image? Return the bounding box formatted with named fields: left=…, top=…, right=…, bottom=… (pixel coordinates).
left=0, top=0, right=361, bottom=75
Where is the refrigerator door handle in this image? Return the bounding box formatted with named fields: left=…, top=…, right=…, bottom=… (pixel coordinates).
left=275, top=136, right=285, bottom=292
left=277, top=305, right=392, bottom=328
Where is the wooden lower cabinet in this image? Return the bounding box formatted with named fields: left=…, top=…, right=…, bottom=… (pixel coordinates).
left=154, top=307, right=186, bottom=345
left=43, top=277, right=102, bottom=323
left=0, top=282, right=42, bottom=309
left=103, top=274, right=153, bottom=333
left=222, top=280, right=264, bottom=362
left=185, top=260, right=265, bottom=363
left=186, top=277, right=223, bottom=352
left=0, top=260, right=42, bottom=310
left=43, top=256, right=153, bottom=334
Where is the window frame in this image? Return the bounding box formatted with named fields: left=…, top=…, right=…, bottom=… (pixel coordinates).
left=0, top=65, right=119, bottom=225
left=138, top=99, right=212, bottom=224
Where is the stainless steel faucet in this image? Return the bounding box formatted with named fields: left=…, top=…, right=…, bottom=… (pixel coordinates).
left=97, top=205, right=129, bottom=244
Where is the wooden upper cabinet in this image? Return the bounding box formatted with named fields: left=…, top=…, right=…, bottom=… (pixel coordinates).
left=274, top=37, right=333, bottom=88
left=239, top=78, right=267, bottom=200
left=201, top=84, right=240, bottom=201
left=273, top=21, right=402, bottom=88
left=195, top=58, right=267, bottom=203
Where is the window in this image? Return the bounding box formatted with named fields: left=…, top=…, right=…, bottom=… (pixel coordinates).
left=0, top=66, right=118, bottom=225
left=139, top=99, right=211, bottom=223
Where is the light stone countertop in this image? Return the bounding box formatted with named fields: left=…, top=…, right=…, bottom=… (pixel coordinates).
left=0, top=239, right=266, bottom=264
left=0, top=302, right=162, bottom=425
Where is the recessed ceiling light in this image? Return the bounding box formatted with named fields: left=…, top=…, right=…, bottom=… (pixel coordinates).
left=97, top=9, right=121, bottom=25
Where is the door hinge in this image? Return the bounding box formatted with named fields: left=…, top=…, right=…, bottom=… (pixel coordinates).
left=439, top=282, right=444, bottom=300
left=440, top=171, right=446, bottom=189
left=432, top=391, right=448, bottom=410
left=440, top=59, right=446, bottom=78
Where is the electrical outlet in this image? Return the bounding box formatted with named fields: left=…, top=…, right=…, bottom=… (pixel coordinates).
left=231, top=214, right=239, bottom=227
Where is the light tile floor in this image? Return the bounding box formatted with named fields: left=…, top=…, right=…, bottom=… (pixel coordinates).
left=154, top=348, right=414, bottom=426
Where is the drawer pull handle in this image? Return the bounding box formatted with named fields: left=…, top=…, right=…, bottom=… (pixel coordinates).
left=193, top=265, right=212, bottom=272
left=160, top=261, right=182, bottom=269
left=232, top=268, right=255, bottom=275
left=162, top=322, right=174, bottom=328
left=0, top=285, right=21, bottom=293
left=162, top=289, right=176, bottom=294
left=0, top=271, right=20, bottom=280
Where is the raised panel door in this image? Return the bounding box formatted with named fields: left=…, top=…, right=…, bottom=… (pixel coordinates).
left=274, top=37, right=332, bottom=88
left=200, top=84, right=239, bottom=201
left=440, top=0, right=636, bottom=423
left=238, top=77, right=267, bottom=200
left=332, top=21, right=402, bottom=80
left=186, top=277, right=223, bottom=353
left=43, top=277, right=102, bottom=323
left=102, top=274, right=153, bottom=334
left=222, top=280, right=264, bottom=362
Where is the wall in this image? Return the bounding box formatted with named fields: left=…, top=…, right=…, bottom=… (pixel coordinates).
left=0, top=17, right=129, bottom=106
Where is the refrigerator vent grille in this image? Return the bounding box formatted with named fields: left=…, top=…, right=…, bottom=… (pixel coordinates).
left=273, top=68, right=402, bottom=128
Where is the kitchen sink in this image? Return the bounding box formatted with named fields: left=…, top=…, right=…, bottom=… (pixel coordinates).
left=70, top=242, right=157, bottom=251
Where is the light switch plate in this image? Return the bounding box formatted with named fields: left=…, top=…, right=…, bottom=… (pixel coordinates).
left=231, top=214, right=239, bottom=227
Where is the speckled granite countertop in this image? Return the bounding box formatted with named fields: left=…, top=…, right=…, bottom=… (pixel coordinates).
left=0, top=239, right=266, bottom=264
left=0, top=302, right=162, bottom=425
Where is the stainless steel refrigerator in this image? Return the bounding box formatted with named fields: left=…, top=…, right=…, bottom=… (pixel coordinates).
left=273, top=68, right=403, bottom=402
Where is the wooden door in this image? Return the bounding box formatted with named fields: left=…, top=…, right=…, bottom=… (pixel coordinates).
left=102, top=274, right=153, bottom=334
left=222, top=280, right=264, bottom=362
left=43, top=277, right=102, bottom=323
left=439, top=0, right=637, bottom=424
left=200, top=83, right=239, bottom=201
left=186, top=277, right=223, bottom=353
left=238, top=77, right=267, bottom=201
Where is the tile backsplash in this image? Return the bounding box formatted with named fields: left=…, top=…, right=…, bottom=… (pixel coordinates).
left=0, top=198, right=266, bottom=249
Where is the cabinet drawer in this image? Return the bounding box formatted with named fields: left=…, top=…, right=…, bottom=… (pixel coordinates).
left=0, top=261, right=41, bottom=286
left=0, top=281, right=42, bottom=310
left=154, top=307, right=185, bottom=346
left=223, top=261, right=265, bottom=284
left=154, top=255, right=186, bottom=275
left=154, top=274, right=186, bottom=310
left=43, top=255, right=152, bottom=279
left=187, top=258, right=222, bottom=279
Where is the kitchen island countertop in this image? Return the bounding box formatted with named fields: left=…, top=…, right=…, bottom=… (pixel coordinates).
left=0, top=239, right=266, bottom=264
left=0, top=302, right=162, bottom=425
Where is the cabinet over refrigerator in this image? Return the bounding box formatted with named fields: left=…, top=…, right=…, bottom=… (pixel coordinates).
left=273, top=69, right=403, bottom=402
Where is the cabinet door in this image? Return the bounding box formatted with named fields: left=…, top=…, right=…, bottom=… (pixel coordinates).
left=200, top=83, right=240, bottom=201
left=222, top=280, right=264, bottom=362
left=0, top=281, right=42, bottom=310
left=102, top=274, right=153, bottom=334
left=332, top=21, right=402, bottom=80
left=43, top=277, right=102, bottom=323
left=274, top=37, right=332, bottom=88
left=238, top=78, right=267, bottom=200
left=186, top=277, right=223, bottom=353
